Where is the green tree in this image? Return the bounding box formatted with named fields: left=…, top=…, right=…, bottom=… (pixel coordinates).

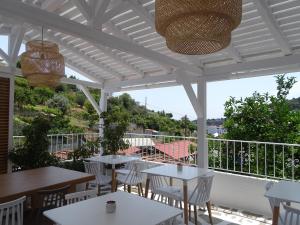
left=32, top=87, right=54, bottom=105
left=101, top=106, right=130, bottom=155
left=46, top=94, right=70, bottom=115
left=221, top=75, right=300, bottom=179
left=9, top=117, right=59, bottom=170
left=75, top=93, right=86, bottom=108
left=224, top=75, right=300, bottom=143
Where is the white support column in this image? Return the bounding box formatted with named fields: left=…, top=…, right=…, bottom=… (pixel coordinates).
left=197, top=80, right=208, bottom=169
left=177, top=71, right=208, bottom=168
left=99, top=90, right=110, bottom=155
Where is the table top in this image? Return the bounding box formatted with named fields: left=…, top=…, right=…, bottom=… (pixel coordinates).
left=44, top=191, right=182, bottom=225
left=264, top=181, right=300, bottom=204
left=0, top=166, right=95, bottom=203
left=142, top=164, right=212, bottom=181
left=87, top=155, right=139, bottom=165
left=141, top=164, right=212, bottom=181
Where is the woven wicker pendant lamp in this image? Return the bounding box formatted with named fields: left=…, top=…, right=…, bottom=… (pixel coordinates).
left=155, top=0, right=242, bottom=55
left=20, top=28, right=64, bottom=87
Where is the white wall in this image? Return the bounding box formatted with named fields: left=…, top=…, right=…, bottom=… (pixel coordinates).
left=210, top=171, right=272, bottom=217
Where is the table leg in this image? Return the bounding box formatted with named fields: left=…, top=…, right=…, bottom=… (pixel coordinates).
left=111, top=167, right=116, bottom=192
left=144, top=177, right=150, bottom=198
left=272, top=206, right=280, bottom=225
left=68, top=184, right=76, bottom=193
left=168, top=177, right=173, bottom=206
left=183, top=181, right=188, bottom=225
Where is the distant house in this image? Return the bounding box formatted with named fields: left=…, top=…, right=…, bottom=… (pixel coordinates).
left=120, top=139, right=196, bottom=163
left=154, top=140, right=195, bottom=160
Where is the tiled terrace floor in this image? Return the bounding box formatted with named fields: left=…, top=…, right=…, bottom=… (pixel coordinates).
left=196, top=205, right=271, bottom=225
left=103, top=186, right=272, bottom=225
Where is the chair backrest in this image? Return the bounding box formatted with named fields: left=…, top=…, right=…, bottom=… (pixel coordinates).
left=0, top=196, right=26, bottom=225
left=265, top=181, right=276, bottom=209
left=189, top=172, right=214, bottom=204
left=65, top=189, right=97, bottom=205
left=265, top=181, right=285, bottom=224
left=283, top=204, right=300, bottom=225
left=84, top=161, right=104, bottom=183
left=124, top=161, right=148, bottom=184
left=37, top=185, right=70, bottom=211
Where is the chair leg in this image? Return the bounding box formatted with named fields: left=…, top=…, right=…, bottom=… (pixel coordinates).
left=194, top=205, right=198, bottom=225
left=139, top=183, right=144, bottom=196
left=151, top=193, right=155, bottom=200
left=128, top=185, right=131, bottom=193
left=206, top=201, right=213, bottom=225
left=97, top=185, right=101, bottom=196
left=137, top=185, right=141, bottom=196
left=85, top=182, right=89, bottom=190
left=189, top=204, right=191, bottom=221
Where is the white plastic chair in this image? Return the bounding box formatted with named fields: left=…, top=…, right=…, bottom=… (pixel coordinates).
left=170, top=172, right=214, bottom=225
left=265, top=181, right=286, bottom=225
left=116, top=161, right=147, bottom=196
left=83, top=161, right=112, bottom=195
left=283, top=203, right=300, bottom=225
left=149, top=175, right=181, bottom=204
left=65, top=189, right=98, bottom=205
left=115, top=156, right=141, bottom=175
left=0, top=196, right=26, bottom=225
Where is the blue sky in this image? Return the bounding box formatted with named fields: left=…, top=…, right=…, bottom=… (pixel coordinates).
left=1, top=35, right=300, bottom=120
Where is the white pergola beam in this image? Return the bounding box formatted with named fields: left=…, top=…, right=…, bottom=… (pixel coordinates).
left=106, top=53, right=300, bottom=91
left=0, top=26, right=11, bottom=35
left=225, top=43, right=243, bottom=63
left=93, top=0, right=111, bottom=26
left=43, top=30, right=124, bottom=80
left=176, top=72, right=203, bottom=118
left=74, top=0, right=92, bottom=21
left=0, top=0, right=202, bottom=75
left=61, top=77, right=101, bottom=89
left=101, top=1, right=130, bottom=25
left=78, top=84, right=101, bottom=115
left=72, top=0, right=145, bottom=77
left=205, top=54, right=300, bottom=76
left=65, top=58, right=105, bottom=84
left=8, top=25, right=25, bottom=65
left=253, top=0, right=292, bottom=55
left=0, top=48, right=10, bottom=64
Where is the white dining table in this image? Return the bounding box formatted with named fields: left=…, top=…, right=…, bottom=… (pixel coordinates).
left=43, top=191, right=183, bottom=225
left=87, top=155, right=139, bottom=192
left=142, top=164, right=212, bottom=225
left=264, top=180, right=300, bottom=225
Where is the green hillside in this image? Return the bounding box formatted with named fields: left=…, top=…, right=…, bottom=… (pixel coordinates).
left=14, top=76, right=196, bottom=136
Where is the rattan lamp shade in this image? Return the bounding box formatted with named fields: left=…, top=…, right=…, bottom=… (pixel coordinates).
left=20, top=40, right=65, bottom=87
left=155, top=0, right=242, bottom=55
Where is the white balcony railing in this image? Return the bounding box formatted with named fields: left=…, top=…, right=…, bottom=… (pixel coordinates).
left=13, top=133, right=300, bottom=181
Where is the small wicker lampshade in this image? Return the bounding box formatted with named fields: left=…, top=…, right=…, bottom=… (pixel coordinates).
left=20, top=40, right=65, bottom=87
left=155, top=0, right=242, bottom=55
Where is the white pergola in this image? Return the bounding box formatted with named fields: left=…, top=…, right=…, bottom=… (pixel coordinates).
left=0, top=0, right=300, bottom=169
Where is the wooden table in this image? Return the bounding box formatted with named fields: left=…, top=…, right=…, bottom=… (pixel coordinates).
left=142, top=164, right=211, bottom=225
left=265, top=181, right=300, bottom=225
left=0, top=166, right=95, bottom=208
left=87, top=155, right=139, bottom=192
left=44, top=191, right=183, bottom=225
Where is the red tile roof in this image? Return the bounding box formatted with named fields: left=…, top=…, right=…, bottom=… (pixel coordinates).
left=119, top=146, right=140, bottom=155
left=154, top=140, right=194, bottom=159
